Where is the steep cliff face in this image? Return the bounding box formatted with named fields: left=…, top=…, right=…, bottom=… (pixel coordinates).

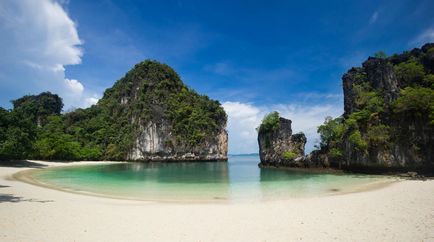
left=128, top=120, right=228, bottom=161
left=315, top=43, right=434, bottom=173
left=343, top=58, right=400, bottom=116
left=68, top=60, right=228, bottom=161
left=258, top=113, right=307, bottom=167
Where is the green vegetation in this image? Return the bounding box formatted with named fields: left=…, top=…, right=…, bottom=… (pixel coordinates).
left=348, top=130, right=368, bottom=152
left=394, top=60, right=425, bottom=86
left=257, top=111, right=281, bottom=149
left=258, top=111, right=280, bottom=133
left=374, top=51, right=387, bottom=59
left=393, top=87, right=434, bottom=122
left=167, top=87, right=226, bottom=146
left=282, top=151, right=297, bottom=161
left=317, top=44, right=434, bottom=165
left=328, top=148, right=343, bottom=159
left=12, top=92, right=63, bottom=126
left=0, top=108, right=35, bottom=160
left=0, top=60, right=227, bottom=161
left=424, top=74, right=434, bottom=88
left=317, top=85, right=389, bottom=158
left=317, top=116, right=345, bottom=150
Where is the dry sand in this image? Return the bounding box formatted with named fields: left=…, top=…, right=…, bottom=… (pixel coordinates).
left=0, top=160, right=433, bottom=242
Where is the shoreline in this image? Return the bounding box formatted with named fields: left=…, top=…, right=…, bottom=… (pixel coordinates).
left=259, top=162, right=434, bottom=178
left=11, top=161, right=398, bottom=204
left=1, top=160, right=434, bottom=241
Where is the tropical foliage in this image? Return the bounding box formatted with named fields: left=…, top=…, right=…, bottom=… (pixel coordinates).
left=0, top=60, right=227, bottom=161
left=317, top=44, right=434, bottom=164
left=258, top=111, right=280, bottom=133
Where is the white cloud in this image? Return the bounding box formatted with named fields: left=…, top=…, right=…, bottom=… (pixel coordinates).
left=369, top=11, right=379, bottom=24
left=223, top=101, right=343, bottom=154
left=84, top=96, right=100, bottom=106
left=64, top=79, right=84, bottom=95
left=223, top=102, right=262, bottom=154
left=0, top=0, right=98, bottom=109
left=411, top=28, right=434, bottom=46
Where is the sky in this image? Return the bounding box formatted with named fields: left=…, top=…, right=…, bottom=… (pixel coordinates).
left=0, top=0, right=434, bottom=154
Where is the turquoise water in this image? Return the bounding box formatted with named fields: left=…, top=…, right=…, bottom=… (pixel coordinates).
left=29, top=155, right=386, bottom=202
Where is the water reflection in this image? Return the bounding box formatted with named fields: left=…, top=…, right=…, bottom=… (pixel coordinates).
left=29, top=155, right=382, bottom=201
left=259, top=168, right=321, bottom=182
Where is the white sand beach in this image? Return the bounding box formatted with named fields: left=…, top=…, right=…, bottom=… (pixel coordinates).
left=0, top=160, right=433, bottom=242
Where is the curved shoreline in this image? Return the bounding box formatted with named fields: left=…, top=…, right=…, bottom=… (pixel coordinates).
left=11, top=161, right=399, bottom=203
left=2, top=160, right=434, bottom=241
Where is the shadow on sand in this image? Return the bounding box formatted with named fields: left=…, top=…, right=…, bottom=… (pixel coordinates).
left=0, top=193, right=54, bottom=203
left=0, top=160, right=48, bottom=168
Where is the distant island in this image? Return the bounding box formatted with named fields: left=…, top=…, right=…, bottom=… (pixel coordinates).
left=0, top=61, right=228, bottom=161
left=229, top=153, right=259, bottom=156
left=258, top=43, right=434, bottom=174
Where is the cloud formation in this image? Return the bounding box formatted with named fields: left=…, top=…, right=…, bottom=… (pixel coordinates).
left=64, top=79, right=84, bottom=95
left=0, top=0, right=98, bottom=109
left=411, top=28, right=434, bottom=46
left=222, top=100, right=343, bottom=154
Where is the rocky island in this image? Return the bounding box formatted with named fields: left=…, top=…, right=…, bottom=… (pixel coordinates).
left=258, top=43, right=434, bottom=174
left=313, top=43, right=434, bottom=173
left=0, top=60, right=228, bottom=161
left=257, top=112, right=307, bottom=167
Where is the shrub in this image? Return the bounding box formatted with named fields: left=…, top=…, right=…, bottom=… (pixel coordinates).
left=348, top=130, right=368, bottom=152
left=374, top=51, right=387, bottom=59
left=317, top=116, right=345, bottom=149
left=393, top=87, right=434, bottom=121
left=353, top=84, right=384, bottom=114
left=329, top=148, right=343, bottom=159
left=423, top=74, right=434, bottom=88
left=282, top=151, right=297, bottom=161
left=258, top=111, right=280, bottom=133
left=367, top=125, right=390, bottom=146
left=394, top=60, right=425, bottom=86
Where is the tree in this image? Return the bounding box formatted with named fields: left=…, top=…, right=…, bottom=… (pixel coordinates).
left=33, top=115, right=81, bottom=160
left=423, top=74, right=434, bottom=88
left=374, top=51, right=387, bottom=59
left=367, top=125, right=390, bottom=147
left=394, top=60, right=426, bottom=87
left=317, top=116, right=345, bottom=149
left=0, top=109, right=36, bottom=160
left=393, top=87, right=434, bottom=123
left=282, top=151, right=297, bottom=161
left=348, top=130, right=368, bottom=152
left=12, top=92, right=63, bottom=127
left=258, top=111, right=280, bottom=133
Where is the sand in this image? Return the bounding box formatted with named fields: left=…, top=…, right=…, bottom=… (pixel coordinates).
left=0, top=160, right=433, bottom=242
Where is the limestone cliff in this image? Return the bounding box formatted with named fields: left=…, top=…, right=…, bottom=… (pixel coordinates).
left=67, top=60, right=228, bottom=161
left=257, top=112, right=307, bottom=167
left=313, top=43, right=434, bottom=173
left=128, top=119, right=228, bottom=161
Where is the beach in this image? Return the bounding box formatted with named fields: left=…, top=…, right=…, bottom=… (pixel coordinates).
left=1, top=160, right=434, bottom=242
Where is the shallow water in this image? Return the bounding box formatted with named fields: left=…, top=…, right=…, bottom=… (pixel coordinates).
left=28, top=155, right=387, bottom=202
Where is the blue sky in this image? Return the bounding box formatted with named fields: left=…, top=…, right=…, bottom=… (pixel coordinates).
left=1, top=0, right=434, bottom=154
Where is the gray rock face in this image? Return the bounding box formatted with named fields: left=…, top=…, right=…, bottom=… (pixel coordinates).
left=100, top=60, right=229, bottom=162
left=340, top=55, right=433, bottom=170
left=128, top=120, right=228, bottom=161
left=258, top=117, right=307, bottom=167
left=343, top=58, right=399, bottom=116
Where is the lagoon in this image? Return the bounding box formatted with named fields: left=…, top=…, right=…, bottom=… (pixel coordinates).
left=25, top=155, right=387, bottom=202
